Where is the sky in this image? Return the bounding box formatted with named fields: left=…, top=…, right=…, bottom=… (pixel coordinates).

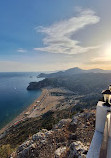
left=0, top=0, right=111, bottom=72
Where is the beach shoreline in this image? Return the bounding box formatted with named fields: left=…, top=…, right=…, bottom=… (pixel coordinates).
left=0, top=87, right=76, bottom=136
left=0, top=88, right=47, bottom=135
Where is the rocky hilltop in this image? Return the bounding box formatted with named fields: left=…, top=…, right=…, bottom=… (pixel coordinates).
left=11, top=109, right=95, bottom=158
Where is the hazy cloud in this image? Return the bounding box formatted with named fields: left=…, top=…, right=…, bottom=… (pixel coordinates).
left=34, top=9, right=100, bottom=55
left=91, top=57, right=111, bottom=62
left=17, top=48, right=27, bottom=53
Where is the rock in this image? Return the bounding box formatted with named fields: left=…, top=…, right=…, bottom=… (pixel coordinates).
left=68, top=141, right=88, bottom=158
left=17, top=145, right=24, bottom=152
left=10, top=151, right=17, bottom=158
left=40, top=139, right=47, bottom=145
left=78, top=154, right=86, bottom=158
left=86, top=122, right=90, bottom=126
left=84, top=113, right=92, bottom=120
left=18, top=147, right=30, bottom=157
left=54, top=119, right=72, bottom=129
left=70, top=117, right=78, bottom=126
left=41, top=129, right=48, bottom=133
left=68, top=142, right=78, bottom=157
left=55, top=146, right=67, bottom=158
left=32, top=132, right=46, bottom=141
left=45, top=130, right=54, bottom=137
left=0, top=131, right=6, bottom=139
left=25, top=140, right=30, bottom=146
left=69, top=116, right=78, bottom=132
left=30, top=143, right=36, bottom=149
left=86, top=142, right=90, bottom=146
left=69, top=133, right=77, bottom=140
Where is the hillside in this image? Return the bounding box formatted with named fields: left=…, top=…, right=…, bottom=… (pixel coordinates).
left=0, top=108, right=95, bottom=158
left=0, top=85, right=98, bottom=158
left=28, top=73, right=111, bottom=95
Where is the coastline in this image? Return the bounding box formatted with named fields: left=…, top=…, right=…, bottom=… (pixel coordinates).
left=0, top=87, right=75, bottom=136
left=0, top=88, right=47, bottom=135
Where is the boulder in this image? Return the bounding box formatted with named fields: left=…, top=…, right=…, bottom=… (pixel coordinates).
left=68, top=141, right=88, bottom=158
left=55, top=146, right=67, bottom=158
left=54, top=119, right=72, bottom=129
left=32, top=132, right=46, bottom=141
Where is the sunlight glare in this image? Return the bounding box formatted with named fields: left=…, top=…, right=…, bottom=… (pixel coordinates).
left=104, top=43, right=111, bottom=60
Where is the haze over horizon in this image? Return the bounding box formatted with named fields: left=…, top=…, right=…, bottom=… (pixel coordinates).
left=0, top=0, right=111, bottom=72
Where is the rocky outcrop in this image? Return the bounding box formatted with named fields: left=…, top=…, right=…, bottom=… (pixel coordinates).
left=55, top=147, right=67, bottom=158
left=27, top=78, right=57, bottom=90
left=53, top=119, right=72, bottom=129
left=11, top=109, right=95, bottom=158
left=68, top=141, right=88, bottom=158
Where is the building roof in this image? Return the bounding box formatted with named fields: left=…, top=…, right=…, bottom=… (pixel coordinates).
left=102, top=89, right=111, bottom=95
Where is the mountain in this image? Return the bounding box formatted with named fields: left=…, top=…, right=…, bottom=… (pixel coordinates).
left=64, top=67, right=85, bottom=74
left=38, top=67, right=111, bottom=78
left=38, top=71, right=64, bottom=78
left=87, top=68, right=108, bottom=73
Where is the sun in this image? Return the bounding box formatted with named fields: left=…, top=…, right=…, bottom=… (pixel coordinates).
left=103, top=43, right=111, bottom=60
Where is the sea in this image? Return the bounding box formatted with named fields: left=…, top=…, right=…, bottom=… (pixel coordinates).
left=0, top=72, right=43, bottom=129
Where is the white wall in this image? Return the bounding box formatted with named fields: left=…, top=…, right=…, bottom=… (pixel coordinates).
left=96, top=101, right=110, bottom=133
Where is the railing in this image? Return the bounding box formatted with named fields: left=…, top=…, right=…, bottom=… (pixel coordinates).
left=99, top=111, right=111, bottom=158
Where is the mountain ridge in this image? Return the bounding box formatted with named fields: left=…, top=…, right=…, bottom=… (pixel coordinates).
left=38, top=67, right=111, bottom=78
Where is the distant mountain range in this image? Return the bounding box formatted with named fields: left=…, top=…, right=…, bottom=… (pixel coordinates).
left=38, top=67, right=111, bottom=78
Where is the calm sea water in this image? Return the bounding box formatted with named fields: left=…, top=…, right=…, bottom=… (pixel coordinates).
left=0, top=72, right=42, bottom=129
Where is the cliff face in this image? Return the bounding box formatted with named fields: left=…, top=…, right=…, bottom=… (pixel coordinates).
left=27, top=79, right=53, bottom=90
left=11, top=109, right=95, bottom=158
left=27, top=78, right=63, bottom=90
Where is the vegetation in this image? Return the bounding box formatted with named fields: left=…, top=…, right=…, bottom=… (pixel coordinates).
left=28, top=73, right=111, bottom=94
left=0, top=144, right=14, bottom=158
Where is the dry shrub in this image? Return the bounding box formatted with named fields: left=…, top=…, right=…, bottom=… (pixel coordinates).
left=0, top=144, right=14, bottom=158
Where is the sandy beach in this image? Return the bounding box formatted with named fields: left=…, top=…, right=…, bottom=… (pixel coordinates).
left=0, top=87, right=76, bottom=136
left=0, top=88, right=47, bottom=135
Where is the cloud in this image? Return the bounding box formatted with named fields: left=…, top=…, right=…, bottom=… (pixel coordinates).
left=34, top=9, right=100, bottom=55
left=91, top=57, right=111, bottom=62
left=17, top=48, right=27, bottom=53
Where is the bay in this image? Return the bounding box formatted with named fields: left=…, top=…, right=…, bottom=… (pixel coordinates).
left=0, top=72, right=42, bottom=129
